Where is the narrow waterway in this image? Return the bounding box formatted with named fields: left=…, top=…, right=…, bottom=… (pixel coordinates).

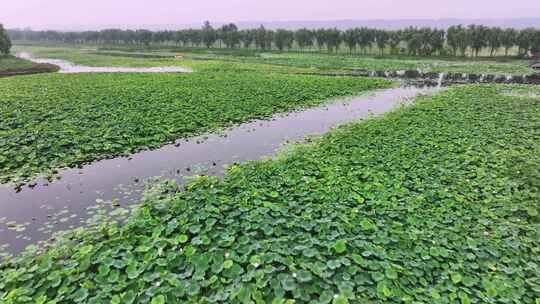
left=16, top=52, right=192, bottom=73
left=0, top=86, right=439, bottom=254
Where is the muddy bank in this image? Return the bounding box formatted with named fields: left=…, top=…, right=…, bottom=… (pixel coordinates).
left=0, top=86, right=438, bottom=254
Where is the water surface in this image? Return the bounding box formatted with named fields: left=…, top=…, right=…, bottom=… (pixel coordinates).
left=0, top=86, right=438, bottom=254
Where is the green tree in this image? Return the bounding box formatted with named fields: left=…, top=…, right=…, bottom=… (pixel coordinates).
left=187, top=29, right=202, bottom=47
left=239, top=29, right=255, bottom=48
left=173, top=30, right=188, bottom=46
left=468, top=24, right=488, bottom=57
left=387, top=31, right=402, bottom=55
left=343, top=29, right=358, bottom=54
left=100, top=29, right=124, bottom=44
left=152, top=30, right=172, bottom=45
left=123, top=30, right=136, bottom=44
left=295, top=28, right=314, bottom=51
left=500, top=28, right=517, bottom=56
left=264, top=29, right=275, bottom=50
left=428, top=29, right=445, bottom=56
left=201, top=21, right=217, bottom=48
left=457, top=26, right=471, bottom=56
left=255, top=25, right=267, bottom=49
left=4, top=24, right=526, bottom=59
left=219, top=23, right=240, bottom=48
left=374, top=30, right=389, bottom=55
left=447, top=25, right=462, bottom=56
left=357, top=28, right=374, bottom=54
left=324, top=28, right=342, bottom=52
left=0, top=24, right=12, bottom=55
left=274, top=29, right=294, bottom=51
left=531, top=30, right=540, bottom=54
left=517, top=28, right=535, bottom=56
left=314, top=29, right=327, bottom=51
left=403, top=27, right=423, bottom=56
left=135, top=29, right=153, bottom=46
left=486, top=27, right=502, bottom=56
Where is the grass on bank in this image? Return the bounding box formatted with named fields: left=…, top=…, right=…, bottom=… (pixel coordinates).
left=0, top=55, right=59, bottom=77
left=1, top=84, right=539, bottom=303
left=0, top=71, right=391, bottom=184
left=0, top=56, right=38, bottom=70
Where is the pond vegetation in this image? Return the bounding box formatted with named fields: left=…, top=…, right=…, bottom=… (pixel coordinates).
left=1, top=84, right=539, bottom=303
left=182, top=51, right=535, bottom=75
left=0, top=68, right=390, bottom=185
left=14, top=45, right=536, bottom=76
left=0, top=55, right=59, bottom=77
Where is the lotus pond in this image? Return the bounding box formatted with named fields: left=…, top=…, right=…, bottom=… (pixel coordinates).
left=189, top=51, right=535, bottom=75
left=1, top=84, right=539, bottom=303
left=0, top=72, right=390, bottom=185
left=11, top=46, right=313, bottom=74
left=13, top=45, right=536, bottom=76
left=0, top=86, right=429, bottom=254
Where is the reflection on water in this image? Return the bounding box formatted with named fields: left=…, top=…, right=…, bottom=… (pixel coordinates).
left=16, top=52, right=192, bottom=73
left=0, top=86, right=439, bottom=254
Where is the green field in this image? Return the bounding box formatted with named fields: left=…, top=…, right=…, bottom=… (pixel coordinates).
left=183, top=50, right=535, bottom=75
left=1, top=85, right=538, bottom=303
left=0, top=70, right=390, bottom=184
left=1, top=43, right=539, bottom=303
left=11, top=45, right=314, bottom=74
left=13, top=45, right=536, bottom=75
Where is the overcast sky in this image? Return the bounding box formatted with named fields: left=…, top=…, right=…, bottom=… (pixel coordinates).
left=2, top=0, right=540, bottom=29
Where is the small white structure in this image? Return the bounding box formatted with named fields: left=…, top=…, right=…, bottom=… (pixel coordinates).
left=175, top=53, right=184, bottom=59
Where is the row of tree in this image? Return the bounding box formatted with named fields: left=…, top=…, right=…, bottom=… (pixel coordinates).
left=0, top=24, right=12, bottom=55
left=7, top=22, right=540, bottom=57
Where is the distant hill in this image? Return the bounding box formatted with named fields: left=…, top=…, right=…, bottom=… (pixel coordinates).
left=15, top=18, right=540, bottom=31
left=234, top=18, right=540, bottom=30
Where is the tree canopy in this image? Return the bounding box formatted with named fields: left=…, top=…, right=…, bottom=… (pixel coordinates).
left=6, top=22, right=540, bottom=58
left=0, top=23, right=12, bottom=55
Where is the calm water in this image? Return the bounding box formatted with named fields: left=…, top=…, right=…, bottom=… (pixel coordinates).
left=16, top=52, right=192, bottom=73
left=0, top=86, right=438, bottom=254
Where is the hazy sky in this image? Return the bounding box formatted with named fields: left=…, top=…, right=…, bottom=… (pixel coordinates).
left=2, top=0, right=540, bottom=29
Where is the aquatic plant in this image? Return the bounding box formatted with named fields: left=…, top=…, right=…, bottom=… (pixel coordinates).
left=0, top=72, right=390, bottom=184
left=184, top=51, right=534, bottom=75
left=1, top=84, right=538, bottom=303
left=15, top=45, right=535, bottom=75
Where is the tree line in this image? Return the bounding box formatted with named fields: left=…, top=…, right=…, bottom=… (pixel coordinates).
left=7, top=22, right=540, bottom=57
left=0, top=24, right=12, bottom=55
